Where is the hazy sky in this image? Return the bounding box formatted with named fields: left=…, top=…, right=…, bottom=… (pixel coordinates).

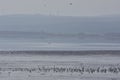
left=0, top=0, right=120, bottom=16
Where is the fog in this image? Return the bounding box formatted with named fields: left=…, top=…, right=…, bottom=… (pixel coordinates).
left=0, top=15, right=120, bottom=50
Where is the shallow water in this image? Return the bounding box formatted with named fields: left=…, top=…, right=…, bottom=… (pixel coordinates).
left=0, top=39, right=120, bottom=50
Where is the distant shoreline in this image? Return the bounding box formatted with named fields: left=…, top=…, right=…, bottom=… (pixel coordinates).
left=0, top=50, right=120, bottom=56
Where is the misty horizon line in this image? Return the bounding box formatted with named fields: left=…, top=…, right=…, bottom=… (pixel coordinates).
left=0, top=30, right=120, bottom=34
left=0, top=30, right=120, bottom=41
left=0, top=13, right=120, bottom=17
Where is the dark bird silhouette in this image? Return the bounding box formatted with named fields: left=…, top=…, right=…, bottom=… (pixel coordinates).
left=69, top=3, right=73, bottom=5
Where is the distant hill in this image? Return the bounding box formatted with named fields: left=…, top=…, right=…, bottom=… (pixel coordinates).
left=0, top=15, right=120, bottom=43
left=0, top=15, right=120, bottom=33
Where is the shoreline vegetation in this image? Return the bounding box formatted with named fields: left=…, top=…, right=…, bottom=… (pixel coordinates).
left=0, top=50, right=120, bottom=79
left=0, top=65, right=120, bottom=74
